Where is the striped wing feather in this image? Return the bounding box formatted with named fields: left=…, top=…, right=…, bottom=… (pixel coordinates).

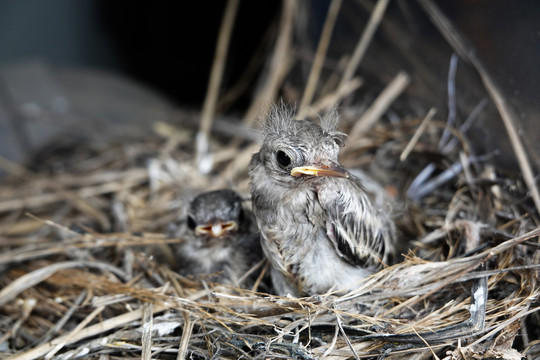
left=316, top=177, right=389, bottom=267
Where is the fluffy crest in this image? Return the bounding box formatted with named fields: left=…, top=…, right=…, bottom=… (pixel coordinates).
left=260, top=101, right=345, bottom=142
left=319, top=106, right=347, bottom=146
left=319, top=105, right=340, bottom=133
left=260, top=101, right=297, bottom=137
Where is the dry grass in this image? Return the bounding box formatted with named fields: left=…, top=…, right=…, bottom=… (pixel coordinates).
left=1, top=0, right=539, bottom=359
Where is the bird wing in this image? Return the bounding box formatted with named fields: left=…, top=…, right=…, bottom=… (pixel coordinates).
left=315, top=177, right=391, bottom=267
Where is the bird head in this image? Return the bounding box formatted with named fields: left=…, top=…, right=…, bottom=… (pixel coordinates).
left=187, top=190, right=244, bottom=246
left=251, top=106, right=349, bottom=188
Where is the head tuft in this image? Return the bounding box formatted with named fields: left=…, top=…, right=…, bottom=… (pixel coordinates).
left=260, top=101, right=297, bottom=137
left=319, top=106, right=340, bottom=132
left=260, top=102, right=345, bottom=135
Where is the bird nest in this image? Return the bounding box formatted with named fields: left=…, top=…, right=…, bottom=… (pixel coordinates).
left=1, top=1, right=539, bottom=359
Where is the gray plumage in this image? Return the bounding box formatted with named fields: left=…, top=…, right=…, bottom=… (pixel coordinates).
left=249, top=106, right=396, bottom=296
left=176, top=189, right=261, bottom=285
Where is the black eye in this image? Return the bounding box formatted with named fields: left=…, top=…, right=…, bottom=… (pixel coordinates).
left=333, top=135, right=345, bottom=147
left=187, top=215, right=196, bottom=230
left=276, top=150, right=291, bottom=168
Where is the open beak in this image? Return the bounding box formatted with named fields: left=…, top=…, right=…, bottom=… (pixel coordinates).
left=291, top=164, right=349, bottom=178
left=195, top=221, right=238, bottom=238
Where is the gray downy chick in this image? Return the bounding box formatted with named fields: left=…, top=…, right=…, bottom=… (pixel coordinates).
left=176, top=189, right=261, bottom=286
left=249, top=106, right=396, bottom=296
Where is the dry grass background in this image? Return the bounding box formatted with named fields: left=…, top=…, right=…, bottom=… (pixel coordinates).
left=0, top=0, right=539, bottom=359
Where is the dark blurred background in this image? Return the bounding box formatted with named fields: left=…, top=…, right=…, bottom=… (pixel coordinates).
left=0, top=1, right=279, bottom=107
left=1, top=0, right=538, bottom=109
left=0, top=0, right=538, bottom=171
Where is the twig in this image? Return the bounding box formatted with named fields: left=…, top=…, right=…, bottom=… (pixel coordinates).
left=238, top=258, right=265, bottom=287
left=0, top=261, right=126, bottom=306
left=0, top=235, right=182, bottom=266
left=40, top=290, right=87, bottom=344
left=471, top=304, right=540, bottom=347
left=441, top=97, right=488, bottom=154
left=243, top=0, right=296, bottom=125
left=141, top=303, right=154, bottom=360
left=217, top=24, right=276, bottom=112
left=320, top=324, right=339, bottom=359
left=197, top=0, right=240, bottom=172
left=177, top=312, right=195, bottom=360
left=0, top=298, right=35, bottom=347
left=336, top=315, right=361, bottom=360
left=410, top=326, right=441, bottom=360
left=348, top=71, right=410, bottom=140
left=297, top=0, right=343, bottom=117
left=383, top=252, right=489, bottom=317
left=251, top=260, right=269, bottom=293
left=408, top=159, right=464, bottom=201
left=44, top=306, right=105, bottom=359
left=338, top=0, right=391, bottom=90
left=439, top=53, right=459, bottom=150
left=417, top=0, right=540, bottom=215
left=9, top=303, right=169, bottom=360
left=199, top=0, right=240, bottom=137
left=400, top=107, right=437, bottom=161
left=0, top=173, right=147, bottom=213
left=311, top=77, right=363, bottom=115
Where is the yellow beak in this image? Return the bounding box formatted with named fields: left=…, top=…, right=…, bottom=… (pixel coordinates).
left=195, top=221, right=238, bottom=237
left=291, top=165, right=349, bottom=178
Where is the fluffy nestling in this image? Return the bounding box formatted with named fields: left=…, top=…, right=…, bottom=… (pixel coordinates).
left=175, top=189, right=261, bottom=285
left=249, top=106, right=396, bottom=296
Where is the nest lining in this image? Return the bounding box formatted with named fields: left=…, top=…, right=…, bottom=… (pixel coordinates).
left=1, top=0, right=539, bottom=359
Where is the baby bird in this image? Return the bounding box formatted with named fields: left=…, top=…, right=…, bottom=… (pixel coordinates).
left=249, top=106, right=396, bottom=296
left=175, top=189, right=261, bottom=285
